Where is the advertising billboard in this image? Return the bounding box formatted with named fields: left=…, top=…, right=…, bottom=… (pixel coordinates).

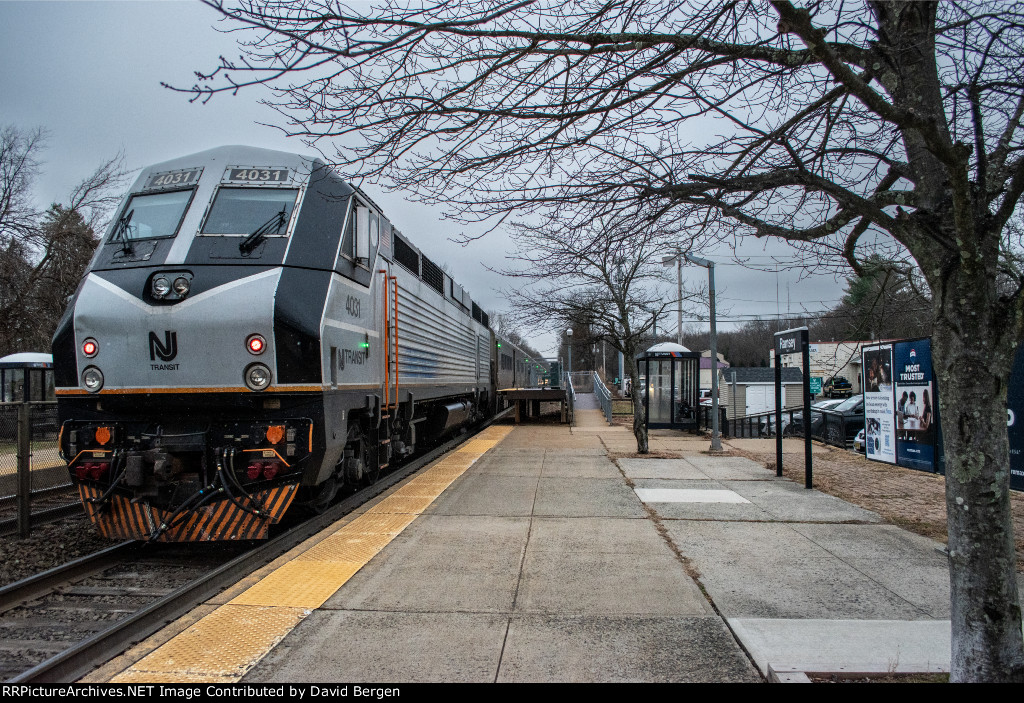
left=1008, top=345, right=1024, bottom=491
left=894, top=338, right=937, bottom=472
left=862, top=344, right=896, bottom=464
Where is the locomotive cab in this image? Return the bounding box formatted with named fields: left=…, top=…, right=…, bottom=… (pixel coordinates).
left=55, top=146, right=497, bottom=541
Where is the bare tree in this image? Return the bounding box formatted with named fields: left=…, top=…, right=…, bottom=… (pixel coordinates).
left=186, top=0, right=1024, bottom=679
left=0, top=128, right=129, bottom=355
left=0, top=126, right=45, bottom=247
left=809, top=256, right=933, bottom=342
left=501, top=212, right=695, bottom=452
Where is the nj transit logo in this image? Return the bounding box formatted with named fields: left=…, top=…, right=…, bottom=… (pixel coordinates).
left=149, top=331, right=178, bottom=361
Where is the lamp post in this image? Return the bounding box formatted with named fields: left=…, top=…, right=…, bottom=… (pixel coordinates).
left=681, top=253, right=722, bottom=452
left=565, top=328, right=573, bottom=374
left=661, top=250, right=684, bottom=346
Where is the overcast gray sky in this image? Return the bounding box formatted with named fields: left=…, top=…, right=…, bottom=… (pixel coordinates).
left=1, top=0, right=849, bottom=356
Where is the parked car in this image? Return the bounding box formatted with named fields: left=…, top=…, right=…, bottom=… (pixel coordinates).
left=699, top=389, right=713, bottom=407
left=823, top=375, right=853, bottom=398
left=781, top=398, right=847, bottom=436
left=819, top=394, right=865, bottom=447
left=853, top=428, right=866, bottom=453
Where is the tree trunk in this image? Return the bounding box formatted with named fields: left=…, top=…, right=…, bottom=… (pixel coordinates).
left=932, top=323, right=1024, bottom=681
left=924, top=224, right=1024, bottom=680
left=624, top=345, right=648, bottom=453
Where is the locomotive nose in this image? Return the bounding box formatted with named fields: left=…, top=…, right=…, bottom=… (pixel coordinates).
left=71, top=268, right=282, bottom=393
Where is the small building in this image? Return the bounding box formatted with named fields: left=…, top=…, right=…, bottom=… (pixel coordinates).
left=699, top=350, right=729, bottom=390
left=719, top=367, right=804, bottom=418
left=0, top=352, right=55, bottom=402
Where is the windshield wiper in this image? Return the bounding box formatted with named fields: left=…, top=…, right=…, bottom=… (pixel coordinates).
left=240, top=209, right=286, bottom=255
left=112, top=209, right=135, bottom=255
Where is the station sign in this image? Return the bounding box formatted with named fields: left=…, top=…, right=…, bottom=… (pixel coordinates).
left=775, top=327, right=808, bottom=356
left=809, top=377, right=822, bottom=395
left=773, top=327, right=812, bottom=488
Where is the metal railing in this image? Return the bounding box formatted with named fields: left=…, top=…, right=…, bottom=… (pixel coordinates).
left=0, top=401, right=74, bottom=536
left=568, top=371, right=593, bottom=393
left=695, top=404, right=857, bottom=448
left=818, top=410, right=857, bottom=448
left=592, top=372, right=613, bottom=423
left=564, top=372, right=576, bottom=426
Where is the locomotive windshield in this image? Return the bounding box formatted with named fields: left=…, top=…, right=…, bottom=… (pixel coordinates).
left=201, top=187, right=299, bottom=235
left=108, top=189, right=193, bottom=242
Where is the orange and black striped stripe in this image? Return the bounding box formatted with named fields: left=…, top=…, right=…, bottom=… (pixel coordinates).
left=78, top=483, right=299, bottom=542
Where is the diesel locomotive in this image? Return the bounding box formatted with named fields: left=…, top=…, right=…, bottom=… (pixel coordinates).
left=54, top=146, right=537, bottom=542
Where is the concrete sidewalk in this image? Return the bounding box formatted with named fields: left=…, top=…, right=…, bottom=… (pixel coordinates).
left=92, top=407, right=975, bottom=682
left=247, top=408, right=960, bottom=682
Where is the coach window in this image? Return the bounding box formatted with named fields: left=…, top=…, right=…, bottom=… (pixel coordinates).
left=108, top=189, right=193, bottom=242
left=201, top=188, right=299, bottom=235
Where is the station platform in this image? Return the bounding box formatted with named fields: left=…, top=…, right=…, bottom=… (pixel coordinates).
left=86, top=406, right=962, bottom=683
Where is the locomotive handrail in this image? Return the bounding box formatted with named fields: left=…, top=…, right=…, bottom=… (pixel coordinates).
left=391, top=273, right=398, bottom=409
left=379, top=269, right=390, bottom=408
left=378, top=268, right=399, bottom=409
left=592, top=371, right=613, bottom=424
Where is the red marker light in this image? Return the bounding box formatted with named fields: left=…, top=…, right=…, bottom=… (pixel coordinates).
left=247, top=334, right=266, bottom=355
left=83, top=339, right=98, bottom=357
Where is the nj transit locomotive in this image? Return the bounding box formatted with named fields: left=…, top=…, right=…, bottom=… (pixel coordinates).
left=54, top=146, right=538, bottom=542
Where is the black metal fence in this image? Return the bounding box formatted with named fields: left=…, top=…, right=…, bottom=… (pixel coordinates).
left=0, top=401, right=76, bottom=536
left=696, top=405, right=856, bottom=449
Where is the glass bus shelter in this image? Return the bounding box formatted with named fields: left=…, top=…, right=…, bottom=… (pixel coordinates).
left=0, top=352, right=55, bottom=402
left=639, top=343, right=700, bottom=430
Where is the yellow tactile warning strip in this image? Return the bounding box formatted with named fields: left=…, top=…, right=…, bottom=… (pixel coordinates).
left=344, top=512, right=417, bottom=534
left=113, top=604, right=307, bottom=680
left=111, top=424, right=513, bottom=683
left=228, top=562, right=364, bottom=607
left=295, top=530, right=394, bottom=563
left=366, top=494, right=437, bottom=514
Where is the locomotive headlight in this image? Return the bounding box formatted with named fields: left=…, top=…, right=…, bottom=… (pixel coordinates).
left=172, top=276, right=191, bottom=296
left=152, top=276, right=171, bottom=298
left=82, top=338, right=99, bottom=358
left=245, top=363, right=272, bottom=391
left=82, top=366, right=104, bottom=393
left=246, top=334, right=266, bottom=355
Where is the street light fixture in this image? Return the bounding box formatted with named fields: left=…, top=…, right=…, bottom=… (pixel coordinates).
left=681, top=252, right=723, bottom=452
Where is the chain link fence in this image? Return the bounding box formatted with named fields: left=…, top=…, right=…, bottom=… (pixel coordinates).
left=0, top=401, right=76, bottom=536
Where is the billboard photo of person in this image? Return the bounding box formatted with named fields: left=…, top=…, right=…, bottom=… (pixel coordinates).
left=895, top=338, right=936, bottom=472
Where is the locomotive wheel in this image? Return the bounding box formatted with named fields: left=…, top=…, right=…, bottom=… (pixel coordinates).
left=303, top=477, right=340, bottom=515
left=344, top=455, right=366, bottom=484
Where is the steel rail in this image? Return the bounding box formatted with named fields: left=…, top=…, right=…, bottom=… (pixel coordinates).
left=0, top=540, right=136, bottom=614
left=9, top=408, right=512, bottom=683
left=0, top=502, right=83, bottom=536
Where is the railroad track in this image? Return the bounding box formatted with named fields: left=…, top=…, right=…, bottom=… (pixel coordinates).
left=0, top=484, right=81, bottom=536
left=0, top=414, right=509, bottom=683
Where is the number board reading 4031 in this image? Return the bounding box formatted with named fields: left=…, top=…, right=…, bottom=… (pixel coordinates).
left=226, top=168, right=291, bottom=183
